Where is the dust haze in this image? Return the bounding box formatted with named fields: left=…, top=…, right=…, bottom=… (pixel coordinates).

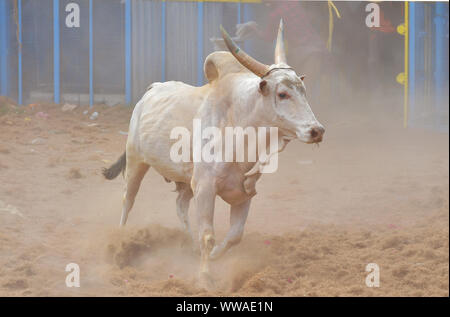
left=0, top=1, right=448, bottom=296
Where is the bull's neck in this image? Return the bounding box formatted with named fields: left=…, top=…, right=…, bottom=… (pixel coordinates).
left=230, top=82, right=266, bottom=129
left=229, top=88, right=280, bottom=169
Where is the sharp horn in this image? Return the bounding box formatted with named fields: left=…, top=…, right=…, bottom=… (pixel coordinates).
left=274, top=19, right=287, bottom=64
left=220, top=25, right=269, bottom=78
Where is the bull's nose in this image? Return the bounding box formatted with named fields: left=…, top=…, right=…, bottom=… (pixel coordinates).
left=310, top=126, right=325, bottom=142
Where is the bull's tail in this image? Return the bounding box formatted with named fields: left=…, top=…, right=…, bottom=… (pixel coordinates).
left=102, top=152, right=126, bottom=180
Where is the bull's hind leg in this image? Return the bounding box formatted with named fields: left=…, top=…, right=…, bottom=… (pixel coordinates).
left=175, top=182, right=194, bottom=242
left=120, top=159, right=150, bottom=226
left=209, top=199, right=250, bottom=260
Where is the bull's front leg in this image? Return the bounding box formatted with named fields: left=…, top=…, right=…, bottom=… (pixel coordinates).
left=192, top=180, right=217, bottom=276
left=209, top=199, right=250, bottom=260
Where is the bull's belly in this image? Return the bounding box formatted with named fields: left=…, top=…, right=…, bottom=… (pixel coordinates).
left=142, top=151, right=193, bottom=184
left=133, top=109, right=196, bottom=184
left=141, top=143, right=254, bottom=203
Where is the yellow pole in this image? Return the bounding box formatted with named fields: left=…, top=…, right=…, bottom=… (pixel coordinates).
left=404, top=1, right=409, bottom=128
left=326, top=1, right=341, bottom=52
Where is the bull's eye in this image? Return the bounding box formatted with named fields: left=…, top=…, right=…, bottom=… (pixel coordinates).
left=278, top=92, right=288, bottom=99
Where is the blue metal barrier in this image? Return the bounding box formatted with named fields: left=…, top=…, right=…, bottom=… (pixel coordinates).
left=434, top=2, right=449, bottom=132
left=18, top=0, right=22, bottom=105
left=408, top=2, right=415, bottom=127
left=53, top=0, right=60, bottom=104
left=125, top=0, right=131, bottom=105
left=1, top=0, right=251, bottom=106
left=89, top=0, right=94, bottom=107
left=408, top=1, right=449, bottom=132
left=197, top=1, right=204, bottom=86
left=0, top=0, right=8, bottom=96
left=2, top=0, right=445, bottom=134
left=161, top=1, right=166, bottom=82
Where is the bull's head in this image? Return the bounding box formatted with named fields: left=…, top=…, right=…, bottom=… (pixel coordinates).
left=220, top=20, right=325, bottom=144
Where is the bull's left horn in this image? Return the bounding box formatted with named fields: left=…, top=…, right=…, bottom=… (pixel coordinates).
left=220, top=25, right=269, bottom=78
left=274, top=19, right=287, bottom=64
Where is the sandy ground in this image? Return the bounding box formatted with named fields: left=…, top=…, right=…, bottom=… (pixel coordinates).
left=0, top=96, right=448, bottom=296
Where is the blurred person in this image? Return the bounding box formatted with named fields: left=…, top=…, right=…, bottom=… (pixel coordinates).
left=210, top=1, right=349, bottom=108
left=221, top=1, right=334, bottom=108
left=331, top=2, right=369, bottom=103
left=235, top=1, right=330, bottom=77
left=366, top=2, right=403, bottom=110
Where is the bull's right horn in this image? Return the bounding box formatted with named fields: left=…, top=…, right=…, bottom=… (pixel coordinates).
left=274, top=19, right=287, bottom=64
left=220, top=25, right=269, bottom=78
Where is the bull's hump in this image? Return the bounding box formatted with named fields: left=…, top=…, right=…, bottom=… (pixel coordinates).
left=204, top=51, right=248, bottom=83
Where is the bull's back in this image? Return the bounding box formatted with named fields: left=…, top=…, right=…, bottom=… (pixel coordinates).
left=127, top=81, right=208, bottom=183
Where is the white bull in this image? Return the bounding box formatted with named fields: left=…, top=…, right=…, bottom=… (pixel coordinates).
left=103, top=20, right=324, bottom=280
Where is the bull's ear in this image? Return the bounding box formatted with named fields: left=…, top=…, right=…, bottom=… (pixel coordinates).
left=259, top=80, right=269, bottom=95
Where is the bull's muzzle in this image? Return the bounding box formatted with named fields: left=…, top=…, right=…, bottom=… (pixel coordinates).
left=309, top=125, right=325, bottom=143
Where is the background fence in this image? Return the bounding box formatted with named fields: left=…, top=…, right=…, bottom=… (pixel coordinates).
left=0, top=0, right=256, bottom=106
left=408, top=1, right=449, bottom=132
left=0, top=0, right=448, bottom=132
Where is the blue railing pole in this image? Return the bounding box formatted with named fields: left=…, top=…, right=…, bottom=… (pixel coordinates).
left=125, top=0, right=131, bottom=105
left=197, top=1, right=204, bottom=86
left=0, top=0, right=8, bottom=96
left=161, top=0, right=166, bottom=82
left=0, top=1, right=9, bottom=96
left=237, top=0, right=241, bottom=24
left=243, top=2, right=250, bottom=53
left=89, top=0, right=94, bottom=107
left=53, top=0, right=60, bottom=104
left=18, top=0, right=22, bottom=105
left=408, top=2, right=415, bottom=127
left=434, top=2, right=447, bottom=131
